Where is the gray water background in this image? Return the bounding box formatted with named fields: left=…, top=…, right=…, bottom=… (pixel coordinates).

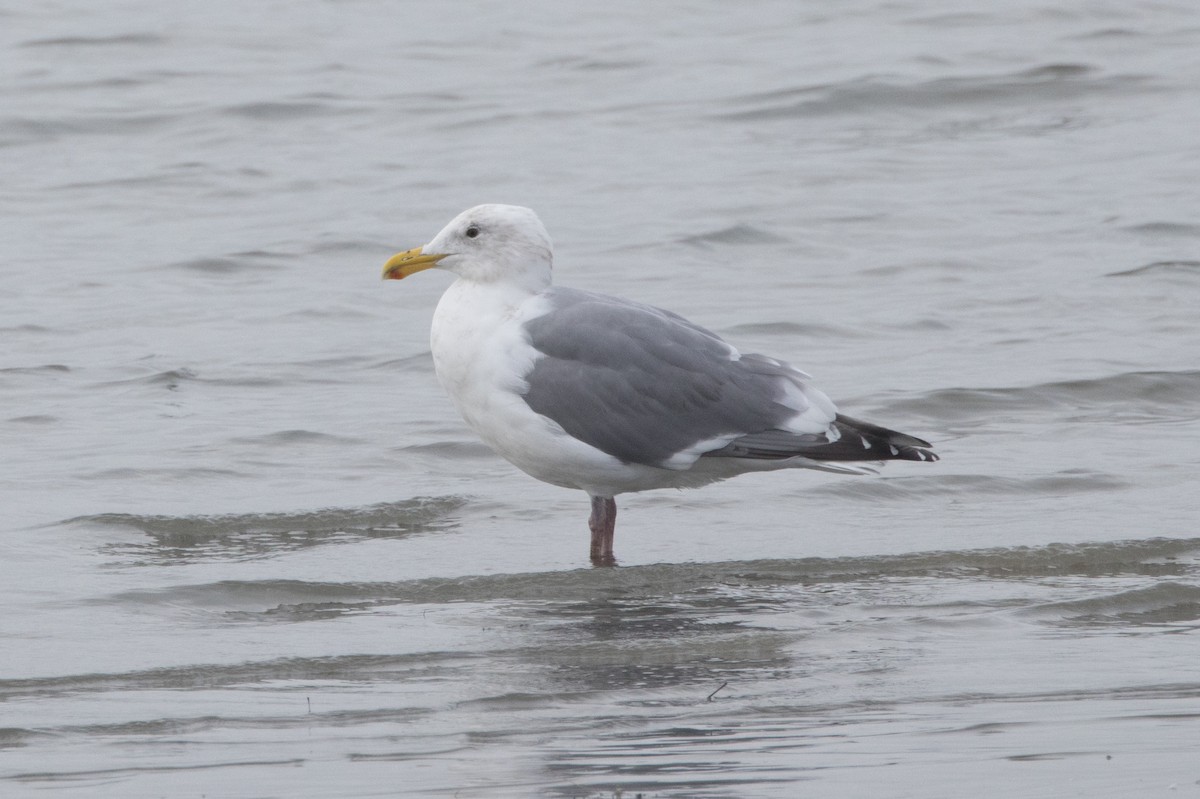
left=3, top=1, right=1200, bottom=796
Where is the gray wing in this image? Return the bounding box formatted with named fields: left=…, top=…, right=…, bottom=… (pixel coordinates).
left=520, top=288, right=834, bottom=468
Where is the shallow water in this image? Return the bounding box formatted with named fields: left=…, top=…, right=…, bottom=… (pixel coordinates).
left=4, top=1, right=1200, bottom=797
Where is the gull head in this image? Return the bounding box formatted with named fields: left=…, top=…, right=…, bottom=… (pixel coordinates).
left=383, top=204, right=553, bottom=288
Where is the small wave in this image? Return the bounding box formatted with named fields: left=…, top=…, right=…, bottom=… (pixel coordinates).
left=96, top=367, right=296, bottom=391
left=810, top=471, right=1128, bottom=501
left=1065, top=28, right=1142, bottom=41
left=73, top=497, right=467, bottom=564
left=106, top=537, right=1200, bottom=619
left=307, top=238, right=388, bottom=255
left=398, top=441, right=496, bottom=460
left=144, top=368, right=198, bottom=385
left=716, top=63, right=1149, bottom=122
left=0, top=651, right=474, bottom=702
left=884, top=317, right=954, bottom=332
left=222, top=100, right=353, bottom=121
left=265, top=354, right=379, bottom=372
left=79, top=466, right=247, bottom=482
left=678, top=224, right=790, bottom=247
left=50, top=167, right=200, bottom=192
left=0, top=324, right=57, bottom=334
left=229, top=429, right=363, bottom=447
left=280, top=306, right=375, bottom=320
left=860, top=259, right=970, bottom=280
left=32, top=113, right=176, bottom=139
left=2, top=115, right=171, bottom=147
left=720, top=321, right=869, bottom=339
left=9, top=758, right=307, bottom=785
left=0, top=727, right=50, bottom=750
left=1026, top=582, right=1200, bottom=627
left=885, top=369, right=1200, bottom=422
left=1120, top=221, right=1200, bottom=238
left=905, top=11, right=998, bottom=28
left=369, top=353, right=435, bottom=371
left=0, top=363, right=70, bottom=376
left=1107, top=260, right=1200, bottom=278
left=164, top=256, right=282, bottom=274
left=536, top=55, right=646, bottom=72
left=19, top=33, right=166, bottom=48
left=96, top=368, right=198, bottom=390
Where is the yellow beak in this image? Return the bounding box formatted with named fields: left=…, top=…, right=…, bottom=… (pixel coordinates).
left=382, top=246, right=449, bottom=280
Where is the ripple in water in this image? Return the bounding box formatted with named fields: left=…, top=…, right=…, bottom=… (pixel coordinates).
left=72, top=497, right=468, bottom=564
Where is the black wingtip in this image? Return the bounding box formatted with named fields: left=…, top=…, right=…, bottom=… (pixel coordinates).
left=832, top=414, right=939, bottom=463
left=701, top=415, right=939, bottom=463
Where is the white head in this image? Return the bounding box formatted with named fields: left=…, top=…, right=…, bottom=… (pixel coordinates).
left=383, top=204, right=554, bottom=290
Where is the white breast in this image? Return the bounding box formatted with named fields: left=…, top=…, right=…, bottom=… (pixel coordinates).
left=429, top=281, right=634, bottom=493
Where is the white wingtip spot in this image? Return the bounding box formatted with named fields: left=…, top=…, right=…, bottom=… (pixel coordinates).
left=860, top=436, right=871, bottom=450
left=889, top=445, right=899, bottom=456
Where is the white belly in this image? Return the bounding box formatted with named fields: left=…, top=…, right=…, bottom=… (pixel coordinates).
left=430, top=281, right=645, bottom=495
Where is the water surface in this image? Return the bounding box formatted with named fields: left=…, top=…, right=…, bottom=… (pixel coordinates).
left=4, top=1, right=1200, bottom=796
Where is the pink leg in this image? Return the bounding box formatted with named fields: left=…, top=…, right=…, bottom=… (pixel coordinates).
left=588, top=495, right=618, bottom=567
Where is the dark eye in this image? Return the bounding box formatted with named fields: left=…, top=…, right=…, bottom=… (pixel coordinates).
left=465, top=225, right=480, bottom=239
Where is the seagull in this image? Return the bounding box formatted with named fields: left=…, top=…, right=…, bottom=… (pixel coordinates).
left=383, top=205, right=937, bottom=565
